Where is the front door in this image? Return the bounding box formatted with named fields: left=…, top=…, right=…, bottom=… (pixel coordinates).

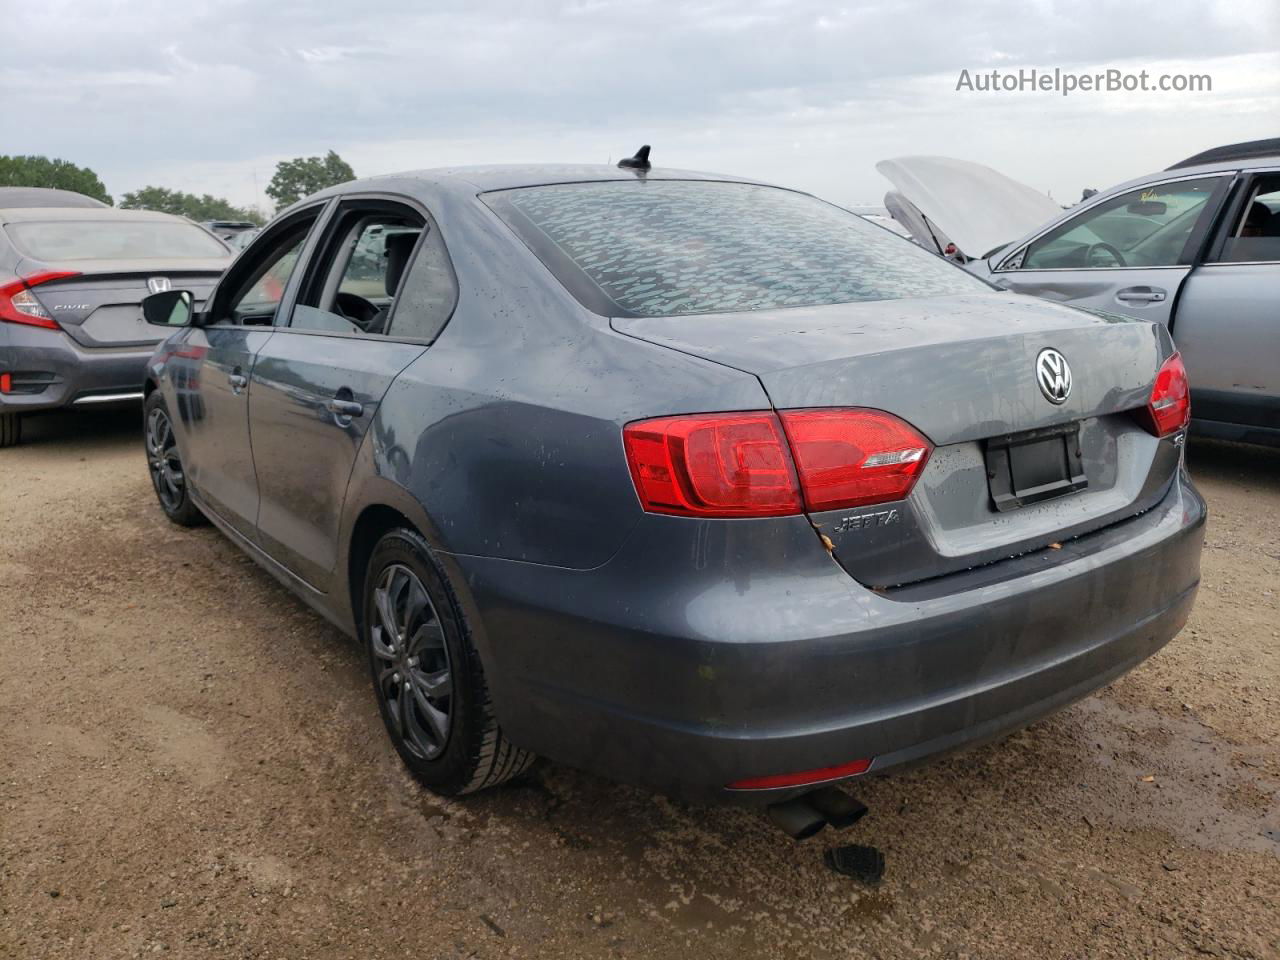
left=991, top=175, right=1231, bottom=327
left=248, top=197, right=455, bottom=587
left=166, top=207, right=324, bottom=540
left=168, top=324, right=272, bottom=539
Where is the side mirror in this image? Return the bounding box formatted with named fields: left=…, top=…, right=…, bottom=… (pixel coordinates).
left=142, top=289, right=194, bottom=327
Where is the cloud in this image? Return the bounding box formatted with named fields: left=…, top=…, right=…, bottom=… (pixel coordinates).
left=6, top=0, right=1278, bottom=209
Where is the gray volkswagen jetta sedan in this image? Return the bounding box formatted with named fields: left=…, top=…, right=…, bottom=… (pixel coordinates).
left=138, top=158, right=1205, bottom=807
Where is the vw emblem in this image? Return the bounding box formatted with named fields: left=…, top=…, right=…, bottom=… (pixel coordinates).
left=1036, top=348, right=1072, bottom=405
left=147, top=276, right=172, bottom=295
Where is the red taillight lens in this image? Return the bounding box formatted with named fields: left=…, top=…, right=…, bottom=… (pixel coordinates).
left=623, top=408, right=932, bottom=518
left=0, top=271, right=80, bottom=330
left=623, top=412, right=803, bottom=517
left=1143, top=352, right=1190, bottom=437
left=780, top=409, right=932, bottom=511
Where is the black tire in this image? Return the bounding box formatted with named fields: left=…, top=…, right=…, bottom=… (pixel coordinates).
left=143, top=391, right=205, bottom=527
left=363, top=527, right=534, bottom=796
left=0, top=411, right=20, bottom=448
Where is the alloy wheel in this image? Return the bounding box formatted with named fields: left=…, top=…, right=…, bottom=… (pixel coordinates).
left=370, top=564, right=453, bottom=760
left=146, top=407, right=184, bottom=511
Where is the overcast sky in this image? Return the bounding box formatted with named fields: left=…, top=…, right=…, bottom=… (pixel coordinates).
left=8, top=0, right=1278, bottom=211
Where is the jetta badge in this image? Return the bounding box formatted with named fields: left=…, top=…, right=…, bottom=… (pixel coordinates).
left=147, top=276, right=172, bottom=294
left=1035, top=348, right=1072, bottom=405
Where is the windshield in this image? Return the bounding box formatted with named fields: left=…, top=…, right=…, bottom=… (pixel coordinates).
left=1022, top=178, right=1222, bottom=269
left=486, top=180, right=989, bottom=317
left=4, top=219, right=229, bottom=261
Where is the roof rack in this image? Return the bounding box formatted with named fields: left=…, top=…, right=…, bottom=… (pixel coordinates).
left=1167, top=137, right=1280, bottom=170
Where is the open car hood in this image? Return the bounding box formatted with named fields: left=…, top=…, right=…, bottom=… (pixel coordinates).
left=876, top=156, right=1062, bottom=259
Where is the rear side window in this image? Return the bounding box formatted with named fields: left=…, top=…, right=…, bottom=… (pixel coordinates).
left=4, top=219, right=228, bottom=261
left=386, top=224, right=457, bottom=341
left=485, top=180, right=987, bottom=317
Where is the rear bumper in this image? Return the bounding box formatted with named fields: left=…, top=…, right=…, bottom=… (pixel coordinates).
left=0, top=324, right=153, bottom=412
left=452, top=469, right=1206, bottom=804
left=1191, top=417, right=1280, bottom=448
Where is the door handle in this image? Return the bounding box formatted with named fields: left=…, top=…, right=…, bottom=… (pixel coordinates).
left=326, top=398, right=364, bottom=418
left=1116, top=287, right=1166, bottom=303
left=228, top=372, right=248, bottom=393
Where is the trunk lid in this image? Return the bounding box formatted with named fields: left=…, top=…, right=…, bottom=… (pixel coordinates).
left=614, top=291, right=1178, bottom=588
left=19, top=260, right=224, bottom=348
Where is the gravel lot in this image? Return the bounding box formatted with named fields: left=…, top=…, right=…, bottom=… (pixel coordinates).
left=2, top=408, right=1277, bottom=959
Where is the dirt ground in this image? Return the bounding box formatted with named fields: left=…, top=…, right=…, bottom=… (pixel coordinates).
left=1, top=408, right=1277, bottom=960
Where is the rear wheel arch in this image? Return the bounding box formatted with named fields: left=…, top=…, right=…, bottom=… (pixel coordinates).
left=348, top=503, right=416, bottom=635
left=351, top=510, right=535, bottom=794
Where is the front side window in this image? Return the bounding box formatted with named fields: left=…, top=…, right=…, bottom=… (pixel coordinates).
left=230, top=234, right=307, bottom=323
left=5, top=218, right=229, bottom=261
left=1020, top=177, right=1223, bottom=270
left=220, top=213, right=320, bottom=324
left=485, top=180, right=988, bottom=318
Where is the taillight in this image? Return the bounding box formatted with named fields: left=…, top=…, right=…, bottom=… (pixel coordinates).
left=623, top=412, right=802, bottom=517
left=1141, top=352, right=1190, bottom=437
left=0, top=271, right=80, bottom=330
left=622, top=408, right=932, bottom=518
left=780, top=409, right=932, bottom=511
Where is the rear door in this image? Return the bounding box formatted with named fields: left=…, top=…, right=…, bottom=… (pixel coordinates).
left=247, top=195, right=457, bottom=588
left=1170, top=170, right=1280, bottom=438
left=166, top=205, right=326, bottom=540
left=990, top=174, right=1232, bottom=326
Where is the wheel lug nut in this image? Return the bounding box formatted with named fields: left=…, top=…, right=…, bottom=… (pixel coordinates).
left=392, top=672, right=400, bottom=682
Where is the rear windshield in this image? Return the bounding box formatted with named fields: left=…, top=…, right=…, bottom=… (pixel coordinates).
left=485, top=180, right=988, bottom=317
left=4, top=219, right=228, bottom=261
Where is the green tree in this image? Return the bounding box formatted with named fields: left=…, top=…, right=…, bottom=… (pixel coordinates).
left=265, top=150, right=355, bottom=210
left=0, top=155, right=112, bottom=204
left=119, top=186, right=265, bottom=225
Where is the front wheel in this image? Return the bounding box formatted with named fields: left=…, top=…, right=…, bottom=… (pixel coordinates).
left=364, top=528, right=534, bottom=796
left=143, top=391, right=204, bottom=526
left=0, top=411, right=20, bottom=448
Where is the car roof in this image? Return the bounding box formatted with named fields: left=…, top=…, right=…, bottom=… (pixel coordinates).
left=353, top=163, right=774, bottom=195
left=1155, top=155, right=1280, bottom=177
left=1076, top=152, right=1280, bottom=204
left=1167, top=137, right=1280, bottom=170
left=0, top=206, right=198, bottom=224
left=0, top=186, right=108, bottom=209
left=1139, top=153, right=1280, bottom=181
